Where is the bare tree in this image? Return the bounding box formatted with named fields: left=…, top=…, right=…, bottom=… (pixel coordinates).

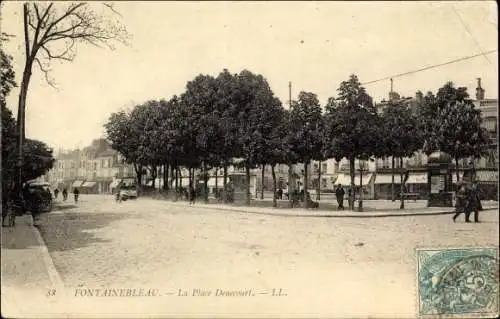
left=13, top=2, right=129, bottom=200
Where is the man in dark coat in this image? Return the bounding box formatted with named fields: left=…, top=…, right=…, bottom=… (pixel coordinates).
left=453, top=181, right=470, bottom=223
left=73, top=188, right=80, bottom=203
left=335, top=184, right=345, bottom=210
left=467, top=181, right=482, bottom=223
left=189, top=185, right=196, bottom=205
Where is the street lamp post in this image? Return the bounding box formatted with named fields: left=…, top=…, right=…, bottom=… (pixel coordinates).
left=357, top=160, right=367, bottom=212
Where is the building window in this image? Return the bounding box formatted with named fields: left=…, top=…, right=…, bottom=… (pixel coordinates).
left=321, top=178, right=327, bottom=188
left=381, top=157, right=390, bottom=168
left=322, top=163, right=327, bottom=173
left=484, top=117, right=497, bottom=132
left=313, top=163, right=319, bottom=173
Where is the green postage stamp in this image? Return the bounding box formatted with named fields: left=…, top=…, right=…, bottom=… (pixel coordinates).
left=417, top=247, right=499, bottom=318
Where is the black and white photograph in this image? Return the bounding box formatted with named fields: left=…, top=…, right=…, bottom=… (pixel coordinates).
left=1, top=1, right=498, bottom=318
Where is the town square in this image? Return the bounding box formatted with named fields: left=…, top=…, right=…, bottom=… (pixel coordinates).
left=1, top=1, right=498, bottom=318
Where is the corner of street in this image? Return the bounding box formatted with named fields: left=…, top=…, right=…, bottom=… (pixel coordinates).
left=2, top=196, right=498, bottom=317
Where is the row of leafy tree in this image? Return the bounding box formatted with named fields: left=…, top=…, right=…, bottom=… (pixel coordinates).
left=105, top=69, right=490, bottom=209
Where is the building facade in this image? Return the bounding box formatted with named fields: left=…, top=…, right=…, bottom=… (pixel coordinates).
left=372, top=78, right=498, bottom=200
left=46, top=139, right=135, bottom=194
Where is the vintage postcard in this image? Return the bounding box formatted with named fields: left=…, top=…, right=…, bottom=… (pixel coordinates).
left=1, top=1, right=498, bottom=318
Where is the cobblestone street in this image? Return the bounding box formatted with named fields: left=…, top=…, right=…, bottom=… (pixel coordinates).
left=31, top=195, right=499, bottom=317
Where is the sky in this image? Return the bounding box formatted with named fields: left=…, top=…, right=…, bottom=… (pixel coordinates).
left=2, top=1, right=498, bottom=150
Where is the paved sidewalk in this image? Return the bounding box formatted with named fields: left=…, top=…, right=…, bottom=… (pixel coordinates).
left=159, top=199, right=499, bottom=218
left=1, top=214, right=66, bottom=318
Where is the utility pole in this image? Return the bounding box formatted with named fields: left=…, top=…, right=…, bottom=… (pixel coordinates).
left=288, top=81, right=295, bottom=208
left=390, top=78, right=395, bottom=202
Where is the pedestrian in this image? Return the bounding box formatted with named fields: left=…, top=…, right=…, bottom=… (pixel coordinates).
left=452, top=181, right=470, bottom=223
left=73, top=188, right=80, bottom=203
left=62, top=188, right=68, bottom=201
left=54, top=188, right=59, bottom=200
left=468, top=181, right=482, bottom=223
left=335, top=184, right=345, bottom=210
left=189, top=185, right=196, bottom=205
left=115, top=182, right=122, bottom=202
left=278, top=188, right=283, bottom=200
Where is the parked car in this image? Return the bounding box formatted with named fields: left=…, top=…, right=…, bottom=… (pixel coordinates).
left=23, top=181, right=54, bottom=214
left=119, top=185, right=138, bottom=201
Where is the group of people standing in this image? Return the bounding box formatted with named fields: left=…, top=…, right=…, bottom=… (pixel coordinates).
left=53, top=187, right=79, bottom=203
left=452, top=180, right=482, bottom=223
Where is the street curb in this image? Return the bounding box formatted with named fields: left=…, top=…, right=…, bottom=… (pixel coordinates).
left=29, top=216, right=65, bottom=290
left=160, top=201, right=482, bottom=218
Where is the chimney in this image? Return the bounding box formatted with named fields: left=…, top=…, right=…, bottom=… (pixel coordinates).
left=475, top=78, right=485, bottom=100
left=415, top=91, right=423, bottom=103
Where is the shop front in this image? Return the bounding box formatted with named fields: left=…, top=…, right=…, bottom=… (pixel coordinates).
left=335, top=173, right=374, bottom=200
left=475, top=170, right=498, bottom=200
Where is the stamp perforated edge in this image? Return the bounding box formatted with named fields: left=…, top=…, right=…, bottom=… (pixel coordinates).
left=415, top=246, right=499, bottom=319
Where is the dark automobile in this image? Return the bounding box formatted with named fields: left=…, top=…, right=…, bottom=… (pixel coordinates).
left=23, top=181, right=54, bottom=214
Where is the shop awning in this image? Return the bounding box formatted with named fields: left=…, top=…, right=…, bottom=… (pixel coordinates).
left=72, top=180, right=84, bottom=188
left=109, top=179, right=121, bottom=189
left=335, top=173, right=373, bottom=187
left=207, top=177, right=225, bottom=187
left=374, top=174, right=397, bottom=184
left=475, top=170, right=498, bottom=184
left=81, top=181, right=97, bottom=188
left=406, top=173, right=428, bottom=184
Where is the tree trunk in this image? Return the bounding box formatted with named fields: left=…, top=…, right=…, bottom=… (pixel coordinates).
left=174, top=166, right=178, bottom=191
left=164, top=163, right=169, bottom=191
left=317, top=160, right=322, bottom=200
left=245, top=165, right=251, bottom=206
left=188, top=166, right=192, bottom=187
left=203, top=162, right=209, bottom=203
left=133, top=163, right=143, bottom=186
left=178, top=168, right=183, bottom=188
left=288, top=163, right=295, bottom=208
left=151, top=165, right=157, bottom=189
left=271, top=164, right=277, bottom=208
left=349, top=156, right=355, bottom=210
left=391, top=156, right=395, bottom=202
left=215, top=167, right=218, bottom=201
left=223, top=164, right=228, bottom=203
left=170, top=165, right=175, bottom=188
left=455, top=157, right=460, bottom=185
left=400, top=157, right=405, bottom=209
left=359, top=167, right=363, bottom=212
left=304, top=161, right=309, bottom=208
left=14, top=4, right=34, bottom=201
left=260, top=165, right=265, bottom=200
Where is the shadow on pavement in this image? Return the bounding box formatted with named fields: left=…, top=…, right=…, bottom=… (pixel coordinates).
left=224, top=208, right=455, bottom=218
left=36, top=211, right=134, bottom=253
left=1, top=219, right=42, bottom=250
left=53, top=203, right=79, bottom=210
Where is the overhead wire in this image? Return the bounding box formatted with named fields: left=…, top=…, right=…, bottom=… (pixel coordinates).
left=361, top=49, right=497, bottom=86
left=363, top=5, right=496, bottom=86
left=451, top=5, right=491, bottom=64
